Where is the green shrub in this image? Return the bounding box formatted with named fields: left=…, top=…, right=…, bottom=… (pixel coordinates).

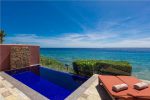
left=73, top=60, right=132, bottom=77
left=40, top=56, right=74, bottom=73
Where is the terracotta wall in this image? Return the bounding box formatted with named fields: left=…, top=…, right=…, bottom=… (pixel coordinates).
left=0, top=44, right=40, bottom=71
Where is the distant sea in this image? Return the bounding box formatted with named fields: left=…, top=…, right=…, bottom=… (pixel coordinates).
left=40, top=48, right=150, bottom=80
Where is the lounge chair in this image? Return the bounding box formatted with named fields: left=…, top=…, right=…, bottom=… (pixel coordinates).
left=118, top=76, right=150, bottom=99
left=98, top=75, right=150, bottom=100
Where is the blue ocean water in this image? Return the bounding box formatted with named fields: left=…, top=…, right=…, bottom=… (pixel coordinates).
left=40, top=48, right=150, bottom=80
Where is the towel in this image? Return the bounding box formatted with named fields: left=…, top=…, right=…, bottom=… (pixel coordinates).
left=112, top=84, right=128, bottom=92
left=134, top=82, right=149, bottom=90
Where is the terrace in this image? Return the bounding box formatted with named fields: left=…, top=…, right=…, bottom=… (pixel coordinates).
left=0, top=44, right=150, bottom=100
left=1, top=73, right=150, bottom=100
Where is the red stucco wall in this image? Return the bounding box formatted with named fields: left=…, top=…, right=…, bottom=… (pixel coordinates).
left=0, top=44, right=40, bottom=71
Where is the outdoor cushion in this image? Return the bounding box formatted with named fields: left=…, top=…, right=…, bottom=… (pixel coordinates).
left=117, top=76, right=150, bottom=97
left=99, top=75, right=150, bottom=100
left=134, top=82, right=148, bottom=90
left=112, top=83, right=128, bottom=92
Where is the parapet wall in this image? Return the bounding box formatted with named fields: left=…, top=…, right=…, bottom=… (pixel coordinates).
left=0, top=44, right=40, bottom=71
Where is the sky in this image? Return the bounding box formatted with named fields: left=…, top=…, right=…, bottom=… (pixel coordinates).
left=1, top=1, right=150, bottom=48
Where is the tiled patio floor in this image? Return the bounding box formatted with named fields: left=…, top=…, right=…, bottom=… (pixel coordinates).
left=0, top=76, right=31, bottom=100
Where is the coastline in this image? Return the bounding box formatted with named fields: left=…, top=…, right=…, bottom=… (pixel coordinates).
left=40, top=48, right=150, bottom=80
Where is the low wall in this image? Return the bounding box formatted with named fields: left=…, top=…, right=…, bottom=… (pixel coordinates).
left=0, top=44, right=40, bottom=71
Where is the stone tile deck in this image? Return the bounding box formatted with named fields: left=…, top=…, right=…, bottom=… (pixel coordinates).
left=66, top=74, right=150, bottom=100
left=0, top=72, right=48, bottom=100
left=0, top=75, right=31, bottom=100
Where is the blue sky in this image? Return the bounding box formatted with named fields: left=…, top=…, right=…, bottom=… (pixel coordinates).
left=1, top=1, right=150, bottom=48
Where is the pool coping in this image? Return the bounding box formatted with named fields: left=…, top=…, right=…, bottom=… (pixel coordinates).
left=65, top=74, right=98, bottom=100
left=0, top=72, right=49, bottom=100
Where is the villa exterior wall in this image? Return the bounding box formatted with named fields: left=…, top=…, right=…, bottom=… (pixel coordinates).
left=0, top=44, right=40, bottom=71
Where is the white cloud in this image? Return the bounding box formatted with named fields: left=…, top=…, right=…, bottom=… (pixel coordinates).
left=6, top=33, right=150, bottom=48
left=102, top=38, right=150, bottom=48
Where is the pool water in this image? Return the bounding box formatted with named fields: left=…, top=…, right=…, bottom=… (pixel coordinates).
left=5, top=66, right=87, bottom=100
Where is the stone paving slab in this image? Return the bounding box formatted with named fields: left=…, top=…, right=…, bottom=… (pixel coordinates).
left=0, top=74, right=31, bottom=100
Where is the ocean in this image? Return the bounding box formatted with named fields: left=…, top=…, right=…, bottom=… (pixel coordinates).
left=40, top=48, right=150, bottom=80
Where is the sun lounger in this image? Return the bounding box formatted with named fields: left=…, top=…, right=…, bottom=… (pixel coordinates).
left=117, top=76, right=150, bottom=99
left=98, top=75, right=150, bottom=100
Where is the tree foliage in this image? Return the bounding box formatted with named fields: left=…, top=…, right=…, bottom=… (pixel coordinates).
left=0, top=30, right=6, bottom=44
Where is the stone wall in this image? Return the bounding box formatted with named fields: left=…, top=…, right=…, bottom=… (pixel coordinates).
left=10, top=46, right=30, bottom=69
left=0, top=44, right=40, bottom=71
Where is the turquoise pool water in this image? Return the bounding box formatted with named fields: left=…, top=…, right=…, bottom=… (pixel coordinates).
left=40, top=48, right=150, bottom=80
